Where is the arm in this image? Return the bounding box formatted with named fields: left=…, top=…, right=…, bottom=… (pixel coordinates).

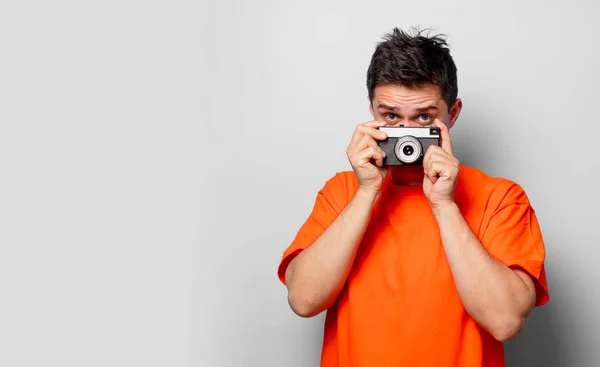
left=433, top=202, right=536, bottom=342
left=284, top=120, right=389, bottom=318
left=285, top=187, right=378, bottom=318
left=424, top=119, right=537, bottom=342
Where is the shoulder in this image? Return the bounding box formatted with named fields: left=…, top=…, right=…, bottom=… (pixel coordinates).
left=326, top=170, right=358, bottom=189
left=319, top=170, right=358, bottom=201
left=458, top=164, right=531, bottom=212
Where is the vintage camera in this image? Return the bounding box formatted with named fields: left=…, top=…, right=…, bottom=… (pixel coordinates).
left=377, top=126, right=441, bottom=165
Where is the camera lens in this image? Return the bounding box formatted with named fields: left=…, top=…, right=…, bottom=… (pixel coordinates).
left=394, top=136, right=422, bottom=164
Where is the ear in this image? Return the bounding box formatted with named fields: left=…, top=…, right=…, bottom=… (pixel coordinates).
left=448, top=98, right=463, bottom=129
left=368, top=97, right=375, bottom=118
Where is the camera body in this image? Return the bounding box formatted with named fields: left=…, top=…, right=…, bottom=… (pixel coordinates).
left=377, top=126, right=441, bottom=165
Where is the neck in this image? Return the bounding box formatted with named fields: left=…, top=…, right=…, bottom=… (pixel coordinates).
left=389, top=166, right=424, bottom=186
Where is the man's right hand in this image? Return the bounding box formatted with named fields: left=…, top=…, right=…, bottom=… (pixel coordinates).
left=346, top=120, right=389, bottom=194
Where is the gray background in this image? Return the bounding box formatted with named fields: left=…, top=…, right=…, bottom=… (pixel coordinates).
left=1, top=0, right=599, bottom=366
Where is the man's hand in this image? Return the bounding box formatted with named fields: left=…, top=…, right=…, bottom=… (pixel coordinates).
left=346, top=120, right=389, bottom=195
left=423, top=119, right=460, bottom=214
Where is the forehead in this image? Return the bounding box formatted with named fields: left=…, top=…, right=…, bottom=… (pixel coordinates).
left=373, top=83, right=445, bottom=109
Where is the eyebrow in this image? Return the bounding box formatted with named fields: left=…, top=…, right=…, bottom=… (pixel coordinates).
left=415, top=105, right=438, bottom=113
left=377, top=104, right=438, bottom=113
left=377, top=104, right=400, bottom=111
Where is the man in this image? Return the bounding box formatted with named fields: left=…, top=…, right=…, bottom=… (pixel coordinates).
left=277, top=27, right=549, bottom=366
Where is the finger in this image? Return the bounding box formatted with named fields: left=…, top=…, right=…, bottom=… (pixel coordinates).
left=358, top=147, right=384, bottom=167
left=349, top=135, right=386, bottom=162
left=349, top=121, right=385, bottom=148
left=433, top=119, right=453, bottom=156
left=427, top=159, right=458, bottom=182
left=425, top=145, right=460, bottom=180
left=355, top=134, right=377, bottom=152
left=365, top=120, right=388, bottom=128
left=423, top=145, right=445, bottom=169
left=371, top=147, right=385, bottom=167
left=424, top=145, right=453, bottom=165
left=426, top=157, right=447, bottom=177
left=359, top=123, right=388, bottom=142
left=426, top=161, right=444, bottom=184
left=350, top=131, right=387, bottom=160
left=348, top=135, right=385, bottom=165
left=423, top=145, right=434, bottom=168
left=423, top=173, right=432, bottom=186
left=348, top=121, right=388, bottom=150
left=424, top=165, right=438, bottom=184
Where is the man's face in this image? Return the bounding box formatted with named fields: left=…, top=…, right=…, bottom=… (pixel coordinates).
left=369, top=83, right=461, bottom=129
left=368, top=83, right=462, bottom=183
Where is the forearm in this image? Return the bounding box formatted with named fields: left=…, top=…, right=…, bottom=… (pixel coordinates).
left=433, top=203, right=535, bottom=341
left=285, top=188, right=378, bottom=317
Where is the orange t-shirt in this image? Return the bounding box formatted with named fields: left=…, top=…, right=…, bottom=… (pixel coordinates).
left=277, top=164, right=549, bottom=367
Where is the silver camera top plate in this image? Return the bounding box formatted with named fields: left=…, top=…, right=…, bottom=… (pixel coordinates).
left=379, top=126, right=440, bottom=138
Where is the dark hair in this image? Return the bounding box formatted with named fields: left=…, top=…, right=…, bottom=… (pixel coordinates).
left=366, top=27, right=458, bottom=110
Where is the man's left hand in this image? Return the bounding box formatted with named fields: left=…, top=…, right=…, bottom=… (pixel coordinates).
left=423, top=119, right=460, bottom=214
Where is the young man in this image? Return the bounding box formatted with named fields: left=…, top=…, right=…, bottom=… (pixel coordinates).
left=277, top=28, right=549, bottom=366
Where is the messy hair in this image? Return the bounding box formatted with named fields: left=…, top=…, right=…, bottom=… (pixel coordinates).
left=366, top=27, right=458, bottom=110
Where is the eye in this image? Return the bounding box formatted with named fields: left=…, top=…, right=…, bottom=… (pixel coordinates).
left=384, top=113, right=399, bottom=121
left=417, top=114, right=432, bottom=123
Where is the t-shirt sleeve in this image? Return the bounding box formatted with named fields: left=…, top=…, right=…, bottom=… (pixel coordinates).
left=277, top=172, right=349, bottom=286
left=480, top=182, right=550, bottom=307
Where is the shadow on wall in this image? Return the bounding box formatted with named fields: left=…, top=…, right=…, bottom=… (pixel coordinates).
left=505, top=294, right=562, bottom=366
left=449, top=109, right=502, bottom=174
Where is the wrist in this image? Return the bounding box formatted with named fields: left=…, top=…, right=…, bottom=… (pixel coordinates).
left=432, top=200, right=459, bottom=220
left=356, top=186, right=381, bottom=204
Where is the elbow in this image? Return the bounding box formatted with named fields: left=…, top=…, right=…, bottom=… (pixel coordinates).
left=287, top=290, right=323, bottom=318
left=488, top=315, right=525, bottom=343
left=284, top=260, right=328, bottom=318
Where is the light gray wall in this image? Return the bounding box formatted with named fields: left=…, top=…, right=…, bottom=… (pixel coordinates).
left=0, top=1, right=204, bottom=366
left=201, top=1, right=600, bottom=366
left=1, top=0, right=599, bottom=366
